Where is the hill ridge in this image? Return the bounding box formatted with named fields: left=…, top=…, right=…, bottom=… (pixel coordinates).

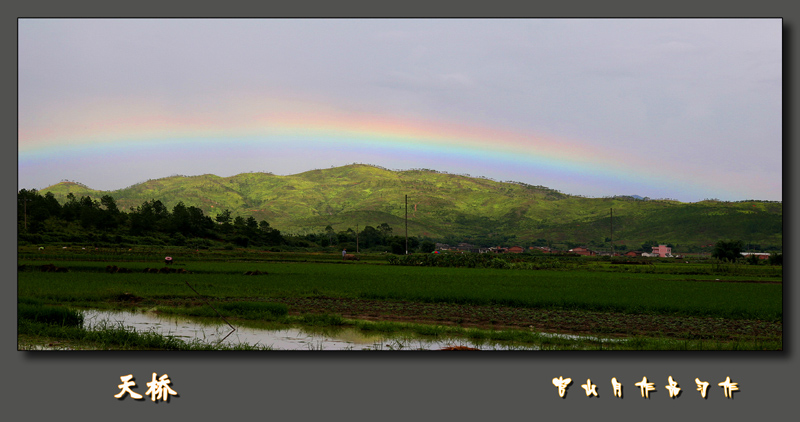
left=36, top=164, right=782, bottom=248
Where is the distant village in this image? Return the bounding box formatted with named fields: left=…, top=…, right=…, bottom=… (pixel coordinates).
left=434, top=243, right=774, bottom=260
left=435, top=243, right=673, bottom=257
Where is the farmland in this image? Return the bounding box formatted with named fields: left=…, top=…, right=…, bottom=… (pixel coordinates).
left=17, top=247, right=782, bottom=350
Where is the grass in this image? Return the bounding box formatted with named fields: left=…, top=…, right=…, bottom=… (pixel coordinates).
left=17, top=251, right=783, bottom=350
left=160, top=300, right=289, bottom=320
left=17, top=301, right=273, bottom=351
left=18, top=319, right=276, bottom=350
left=18, top=259, right=782, bottom=321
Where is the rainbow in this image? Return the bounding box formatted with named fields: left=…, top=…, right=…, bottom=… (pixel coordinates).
left=19, top=95, right=754, bottom=200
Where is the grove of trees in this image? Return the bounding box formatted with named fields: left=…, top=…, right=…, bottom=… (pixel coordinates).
left=17, top=189, right=427, bottom=253
left=17, top=189, right=285, bottom=249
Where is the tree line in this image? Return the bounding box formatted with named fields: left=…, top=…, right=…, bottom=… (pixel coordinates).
left=18, top=189, right=779, bottom=259
left=291, top=223, right=434, bottom=254
left=17, top=189, right=284, bottom=248
left=17, top=189, right=431, bottom=253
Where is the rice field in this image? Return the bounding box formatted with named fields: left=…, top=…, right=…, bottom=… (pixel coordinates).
left=17, top=250, right=783, bottom=350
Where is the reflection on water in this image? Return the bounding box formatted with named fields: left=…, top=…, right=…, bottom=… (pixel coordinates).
left=81, top=309, right=538, bottom=351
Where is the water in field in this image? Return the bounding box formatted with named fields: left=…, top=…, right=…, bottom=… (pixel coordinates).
left=80, top=308, right=547, bottom=351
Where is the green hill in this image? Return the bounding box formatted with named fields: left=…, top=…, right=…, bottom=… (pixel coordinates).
left=39, top=164, right=782, bottom=249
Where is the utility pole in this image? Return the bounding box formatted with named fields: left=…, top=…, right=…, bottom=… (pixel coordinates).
left=356, top=224, right=359, bottom=253
left=405, top=194, right=408, bottom=255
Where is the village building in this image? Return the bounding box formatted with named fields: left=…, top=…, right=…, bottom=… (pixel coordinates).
left=651, top=245, right=672, bottom=257
left=469, top=247, right=492, bottom=254
left=569, top=246, right=596, bottom=256
left=741, top=252, right=771, bottom=260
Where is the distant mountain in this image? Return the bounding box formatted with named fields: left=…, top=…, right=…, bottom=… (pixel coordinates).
left=39, top=164, right=783, bottom=248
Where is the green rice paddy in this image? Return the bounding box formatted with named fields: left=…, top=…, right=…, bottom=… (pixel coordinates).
left=17, top=249, right=782, bottom=350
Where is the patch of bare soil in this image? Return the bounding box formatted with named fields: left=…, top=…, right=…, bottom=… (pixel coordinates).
left=266, top=296, right=782, bottom=342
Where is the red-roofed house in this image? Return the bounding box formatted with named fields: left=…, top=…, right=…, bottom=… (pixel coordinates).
left=569, top=247, right=596, bottom=256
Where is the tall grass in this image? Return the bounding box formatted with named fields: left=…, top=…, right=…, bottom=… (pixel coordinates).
left=18, top=300, right=84, bottom=327
left=162, top=301, right=289, bottom=320
left=18, top=314, right=275, bottom=351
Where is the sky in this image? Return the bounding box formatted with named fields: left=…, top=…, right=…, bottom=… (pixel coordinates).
left=18, top=18, right=782, bottom=202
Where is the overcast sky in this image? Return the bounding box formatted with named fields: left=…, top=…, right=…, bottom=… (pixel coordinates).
left=18, top=19, right=782, bottom=202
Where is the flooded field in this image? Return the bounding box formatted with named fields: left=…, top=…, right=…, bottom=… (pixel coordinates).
left=80, top=308, right=549, bottom=351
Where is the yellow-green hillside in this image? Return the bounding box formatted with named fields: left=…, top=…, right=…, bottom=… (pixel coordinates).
left=39, top=164, right=782, bottom=248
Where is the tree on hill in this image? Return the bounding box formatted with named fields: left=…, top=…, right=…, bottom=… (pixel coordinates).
left=712, top=240, right=744, bottom=262
left=215, top=209, right=233, bottom=233
left=390, top=240, right=405, bottom=255
left=167, top=201, right=214, bottom=237
left=18, top=189, right=63, bottom=233
left=378, top=223, right=392, bottom=241
left=129, top=199, right=169, bottom=235
left=325, top=225, right=335, bottom=245
left=358, top=226, right=381, bottom=249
